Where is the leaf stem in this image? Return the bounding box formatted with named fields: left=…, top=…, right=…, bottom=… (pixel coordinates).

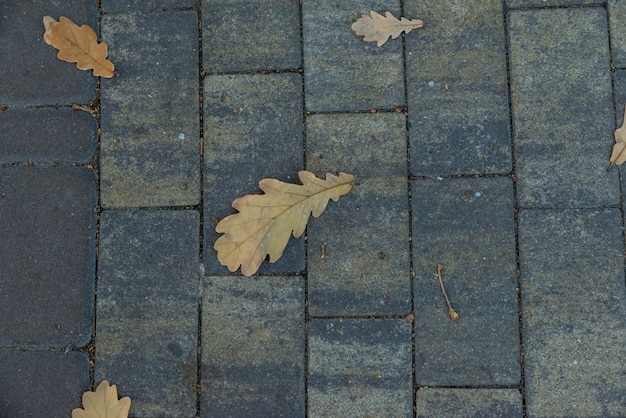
left=437, top=264, right=459, bottom=320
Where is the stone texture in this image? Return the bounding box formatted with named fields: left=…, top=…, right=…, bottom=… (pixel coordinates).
left=202, top=0, right=301, bottom=72
left=306, top=113, right=410, bottom=316
left=610, top=0, right=626, bottom=68
left=0, top=350, right=89, bottom=417
left=202, top=276, right=305, bottom=417
left=203, top=73, right=304, bottom=274
left=308, top=319, right=413, bottom=418
left=302, top=0, right=404, bottom=111
left=509, top=8, right=618, bottom=207
left=519, top=208, right=626, bottom=416
left=0, top=2, right=97, bottom=106
left=509, top=0, right=603, bottom=8
left=97, top=210, right=199, bottom=417
left=101, top=0, right=196, bottom=12
left=100, top=11, right=200, bottom=207
left=0, top=107, right=97, bottom=163
left=412, top=177, right=520, bottom=386
left=416, top=388, right=523, bottom=417
left=406, top=0, right=511, bottom=175
left=0, top=166, right=96, bottom=347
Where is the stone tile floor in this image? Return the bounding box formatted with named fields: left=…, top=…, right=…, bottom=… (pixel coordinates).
left=1, top=1, right=626, bottom=417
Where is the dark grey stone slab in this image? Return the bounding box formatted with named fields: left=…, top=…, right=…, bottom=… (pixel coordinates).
left=509, top=0, right=603, bottom=8
left=302, top=0, right=404, bottom=111
left=610, top=1, right=626, bottom=68
left=509, top=8, right=618, bottom=207
left=308, top=319, right=413, bottom=417
left=201, top=276, right=305, bottom=417
left=202, top=0, right=301, bottom=72
left=101, top=0, right=196, bottom=12
left=0, top=166, right=96, bottom=347
left=406, top=0, right=511, bottom=175
left=306, top=113, right=410, bottom=316
left=100, top=11, right=200, bottom=208
left=97, top=210, right=199, bottom=417
left=519, top=208, right=626, bottom=416
left=0, top=107, right=97, bottom=163
left=0, top=350, right=89, bottom=417
left=203, top=73, right=304, bottom=275
left=0, top=2, right=97, bottom=106
left=412, top=177, right=520, bottom=386
left=416, top=388, right=523, bottom=417
left=615, top=70, right=626, bottom=126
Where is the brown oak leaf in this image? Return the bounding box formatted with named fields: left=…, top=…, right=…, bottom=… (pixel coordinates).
left=215, top=171, right=355, bottom=276
left=71, top=380, right=131, bottom=418
left=43, top=16, right=116, bottom=78
left=609, top=106, right=626, bottom=168
left=351, top=10, right=424, bottom=47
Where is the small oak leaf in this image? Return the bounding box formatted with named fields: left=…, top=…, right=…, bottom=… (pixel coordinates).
left=609, top=106, right=626, bottom=168
left=43, top=16, right=116, bottom=78
left=351, top=10, right=424, bottom=47
left=71, top=380, right=131, bottom=418
left=215, top=171, right=355, bottom=276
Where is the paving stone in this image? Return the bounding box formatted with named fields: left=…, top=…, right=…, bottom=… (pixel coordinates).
left=0, top=350, right=89, bottom=417
left=610, top=0, right=626, bottom=68
left=100, top=11, right=200, bottom=208
left=306, top=113, right=410, bottom=316
left=416, top=388, right=523, bottom=417
left=202, top=0, right=301, bottom=72
left=203, top=73, right=304, bottom=274
left=0, top=166, right=96, bottom=347
left=519, top=208, right=626, bottom=416
left=0, top=107, right=97, bottom=163
left=615, top=69, right=626, bottom=125
left=302, top=0, right=404, bottom=112
left=412, top=177, right=520, bottom=386
left=509, top=8, right=619, bottom=207
left=308, top=319, right=413, bottom=418
left=405, top=0, right=511, bottom=175
left=201, top=276, right=305, bottom=417
left=0, top=2, right=97, bottom=106
left=101, top=0, right=196, bottom=13
left=97, top=210, right=199, bottom=417
left=508, top=0, right=603, bottom=8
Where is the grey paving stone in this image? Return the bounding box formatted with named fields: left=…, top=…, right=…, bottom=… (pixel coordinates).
left=0, top=2, right=97, bottom=106
left=101, top=0, right=196, bottom=13
left=509, top=8, right=619, bottom=207
left=97, top=210, right=199, bottom=417
left=405, top=0, right=511, bottom=175
left=416, top=388, right=523, bottom=417
left=308, top=319, right=413, bottom=418
left=306, top=113, right=410, bottom=316
left=201, top=276, right=305, bottom=417
left=203, top=73, right=304, bottom=274
left=508, top=0, right=603, bottom=8
left=610, top=0, right=626, bottom=68
left=0, top=350, right=89, bottom=417
left=615, top=69, right=626, bottom=125
left=100, top=11, right=200, bottom=208
left=412, top=177, right=520, bottom=386
left=0, top=107, right=97, bottom=163
left=519, top=208, right=626, bottom=416
left=302, top=0, right=404, bottom=112
left=0, top=166, right=96, bottom=347
left=202, top=0, right=301, bottom=72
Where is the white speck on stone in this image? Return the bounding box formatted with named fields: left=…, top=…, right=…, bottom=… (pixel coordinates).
left=436, top=176, right=443, bottom=181
left=428, top=81, right=435, bottom=87
left=573, top=359, right=578, bottom=365
left=179, top=133, right=185, bottom=141
left=474, top=192, right=481, bottom=197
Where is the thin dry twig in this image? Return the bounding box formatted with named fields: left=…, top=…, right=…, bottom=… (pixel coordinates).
left=437, top=264, right=459, bottom=320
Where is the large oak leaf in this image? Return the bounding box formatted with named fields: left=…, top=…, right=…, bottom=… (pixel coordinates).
left=351, top=10, right=424, bottom=47
left=71, top=380, right=131, bottom=418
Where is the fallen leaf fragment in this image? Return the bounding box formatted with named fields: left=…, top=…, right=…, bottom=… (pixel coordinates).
left=609, top=106, right=626, bottom=168
left=215, top=171, right=355, bottom=276
left=72, top=380, right=131, bottom=418
left=351, top=10, right=424, bottom=47
left=43, top=16, right=115, bottom=78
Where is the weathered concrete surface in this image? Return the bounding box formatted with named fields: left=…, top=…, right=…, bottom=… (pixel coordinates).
left=416, top=388, right=523, bottom=417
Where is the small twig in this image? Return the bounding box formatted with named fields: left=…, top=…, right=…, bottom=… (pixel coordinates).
left=437, top=264, right=459, bottom=320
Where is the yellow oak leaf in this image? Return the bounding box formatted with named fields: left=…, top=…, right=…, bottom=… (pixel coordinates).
left=71, top=380, right=131, bottom=418
left=43, top=16, right=116, bottom=78
left=609, top=106, right=626, bottom=168
left=215, top=171, right=355, bottom=276
left=351, top=10, right=424, bottom=47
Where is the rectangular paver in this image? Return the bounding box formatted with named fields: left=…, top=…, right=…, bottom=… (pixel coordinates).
left=100, top=11, right=200, bottom=208
left=610, top=0, right=626, bottom=68
left=202, top=276, right=305, bottom=417
left=306, top=113, right=410, bottom=316
left=412, top=177, right=520, bottom=386
left=519, top=208, right=626, bottom=416
left=406, top=0, right=511, bottom=175
left=101, top=0, right=196, bottom=13
left=508, top=0, right=603, bottom=8
left=203, top=73, right=304, bottom=274
left=509, top=8, right=618, bottom=207
left=308, top=319, right=412, bottom=418
left=416, top=388, right=523, bottom=417
left=97, top=210, right=199, bottom=417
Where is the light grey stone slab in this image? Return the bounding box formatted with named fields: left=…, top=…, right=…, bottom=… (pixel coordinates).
left=610, top=0, right=626, bottom=68
left=416, top=388, right=523, bottom=417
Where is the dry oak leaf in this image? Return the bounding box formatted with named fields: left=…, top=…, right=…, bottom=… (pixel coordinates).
left=215, top=171, right=355, bottom=276
left=43, top=16, right=116, bottom=78
left=351, top=10, right=424, bottom=47
left=609, top=106, right=626, bottom=168
left=71, top=380, right=131, bottom=418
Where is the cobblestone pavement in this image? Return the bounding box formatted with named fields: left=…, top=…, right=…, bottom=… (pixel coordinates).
left=2, top=1, right=626, bottom=417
